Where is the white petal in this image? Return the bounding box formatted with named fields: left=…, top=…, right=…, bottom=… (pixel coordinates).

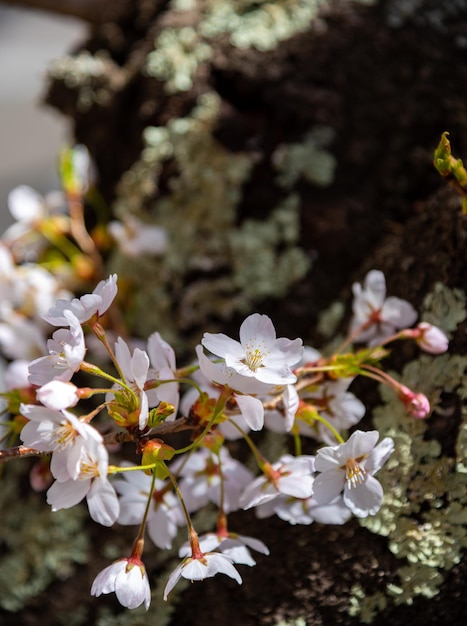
left=164, top=564, right=183, bottom=600
left=235, top=394, right=264, bottom=431
left=278, top=474, right=314, bottom=499
left=312, top=468, right=346, bottom=504
left=91, top=561, right=125, bottom=596
left=87, top=476, right=120, bottom=526
left=36, top=381, right=78, bottom=410
left=343, top=475, right=383, bottom=517
left=131, top=348, right=150, bottom=390
left=115, top=565, right=151, bottom=610
left=8, top=185, right=43, bottom=222
left=382, top=297, right=417, bottom=329
left=239, top=313, right=276, bottom=346
left=314, top=445, right=340, bottom=472
left=364, top=437, right=394, bottom=475
left=309, top=497, right=352, bottom=525
left=47, top=478, right=89, bottom=510
left=201, top=333, right=244, bottom=360
left=344, top=430, right=380, bottom=460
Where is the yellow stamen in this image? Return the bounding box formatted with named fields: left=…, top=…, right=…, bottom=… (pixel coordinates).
left=345, top=458, right=366, bottom=488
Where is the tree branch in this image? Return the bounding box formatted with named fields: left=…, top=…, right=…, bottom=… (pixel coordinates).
left=0, top=0, right=130, bottom=23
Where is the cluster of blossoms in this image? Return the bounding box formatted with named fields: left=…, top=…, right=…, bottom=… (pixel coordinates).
left=0, top=154, right=449, bottom=611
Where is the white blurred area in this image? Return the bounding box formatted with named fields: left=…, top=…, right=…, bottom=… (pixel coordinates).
left=0, top=5, right=86, bottom=230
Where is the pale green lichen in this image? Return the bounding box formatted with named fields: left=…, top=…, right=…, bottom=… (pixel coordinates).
left=111, top=92, right=310, bottom=347
left=0, top=464, right=89, bottom=612
left=349, top=285, right=467, bottom=619
left=48, top=51, right=126, bottom=112
left=348, top=585, right=387, bottom=622
left=421, top=281, right=466, bottom=334
left=146, top=27, right=212, bottom=94
left=316, top=300, right=345, bottom=341
left=272, top=126, right=337, bottom=189
left=229, top=194, right=311, bottom=299
left=198, top=0, right=330, bottom=51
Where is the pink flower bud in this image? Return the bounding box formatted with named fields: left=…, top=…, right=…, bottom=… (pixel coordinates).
left=399, top=385, right=430, bottom=419
left=415, top=322, right=449, bottom=354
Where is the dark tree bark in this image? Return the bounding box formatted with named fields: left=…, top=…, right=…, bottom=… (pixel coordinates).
left=2, top=0, right=467, bottom=624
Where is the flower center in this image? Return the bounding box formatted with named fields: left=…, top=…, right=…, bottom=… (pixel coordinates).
left=52, top=422, right=77, bottom=450
left=79, top=453, right=99, bottom=480
left=244, top=341, right=268, bottom=372
left=345, top=458, right=367, bottom=488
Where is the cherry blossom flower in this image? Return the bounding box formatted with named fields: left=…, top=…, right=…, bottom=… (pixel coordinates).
left=2, top=186, right=66, bottom=261
left=239, top=454, right=315, bottom=510
left=19, top=403, right=102, bottom=481
left=202, top=313, right=303, bottom=386
left=65, top=144, right=94, bottom=195
left=312, top=430, right=394, bottom=518
left=180, top=364, right=254, bottom=439
left=146, top=331, right=179, bottom=418
left=115, top=467, right=184, bottom=550
left=36, top=380, right=80, bottom=410
left=194, top=345, right=267, bottom=430
left=298, top=378, right=365, bottom=444
left=398, top=385, right=430, bottom=419
left=114, top=337, right=150, bottom=430
left=46, top=436, right=119, bottom=526
left=2, top=359, right=30, bottom=390
left=108, top=215, right=168, bottom=258
left=0, top=311, right=46, bottom=360
left=174, top=447, right=253, bottom=514
left=350, top=270, right=417, bottom=345
left=256, top=492, right=352, bottom=526
left=196, top=344, right=273, bottom=397
left=263, top=384, right=300, bottom=434
left=91, top=557, right=151, bottom=610
left=15, top=264, right=69, bottom=318
left=413, top=322, right=449, bottom=354
left=179, top=532, right=269, bottom=567
left=28, top=310, right=85, bottom=386
left=164, top=551, right=242, bottom=600
left=43, top=274, right=118, bottom=326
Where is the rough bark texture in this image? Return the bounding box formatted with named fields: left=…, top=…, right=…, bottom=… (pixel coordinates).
left=2, top=0, right=467, bottom=624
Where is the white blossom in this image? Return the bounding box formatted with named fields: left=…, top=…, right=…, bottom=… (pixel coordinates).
left=174, top=447, right=253, bottom=514
left=43, top=274, right=118, bottom=326
left=350, top=270, right=417, bottom=345
left=256, top=491, right=351, bottom=526
left=239, top=454, right=315, bottom=510
left=202, top=313, right=303, bottom=386
left=415, top=322, right=449, bottom=354
left=28, top=310, right=85, bottom=386
left=164, top=552, right=242, bottom=600
left=0, top=311, right=46, bottom=360
left=114, top=337, right=150, bottom=430
left=313, top=430, right=394, bottom=518
left=46, top=436, right=119, bottom=526
left=108, top=215, right=168, bottom=258
left=179, top=532, right=269, bottom=566
left=299, top=378, right=365, bottom=444
left=146, top=331, right=179, bottom=418
left=36, top=380, right=80, bottom=410
left=91, top=557, right=151, bottom=610
left=20, top=403, right=102, bottom=481
left=115, top=467, right=184, bottom=550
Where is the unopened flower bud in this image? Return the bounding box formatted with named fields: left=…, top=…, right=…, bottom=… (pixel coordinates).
left=399, top=385, right=430, bottom=419
left=141, top=439, right=175, bottom=475
left=147, top=402, right=175, bottom=428
left=415, top=322, right=449, bottom=354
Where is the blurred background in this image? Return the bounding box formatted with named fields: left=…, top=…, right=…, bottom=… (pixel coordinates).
left=0, top=5, right=85, bottom=228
